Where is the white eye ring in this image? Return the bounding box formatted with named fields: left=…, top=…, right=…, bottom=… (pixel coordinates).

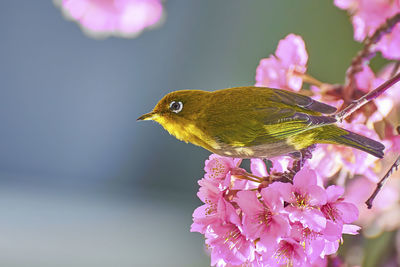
left=169, top=101, right=183, bottom=113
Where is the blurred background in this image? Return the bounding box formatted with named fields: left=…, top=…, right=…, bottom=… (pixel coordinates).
left=0, top=1, right=388, bottom=266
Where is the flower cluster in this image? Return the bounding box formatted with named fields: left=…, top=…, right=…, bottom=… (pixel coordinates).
left=334, top=0, right=400, bottom=59
left=55, top=0, right=164, bottom=38
left=191, top=155, right=359, bottom=266
left=255, top=34, right=308, bottom=92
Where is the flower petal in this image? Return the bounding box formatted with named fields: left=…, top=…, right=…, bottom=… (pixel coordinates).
left=268, top=182, right=293, bottom=203
left=250, top=158, right=268, bottom=177
left=287, top=207, right=327, bottom=231
left=236, top=191, right=264, bottom=216
left=293, top=167, right=318, bottom=188
left=334, top=201, right=359, bottom=223
left=306, top=185, right=328, bottom=206
left=325, top=185, right=345, bottom=202
left=260, top=186, right=284, bottom=212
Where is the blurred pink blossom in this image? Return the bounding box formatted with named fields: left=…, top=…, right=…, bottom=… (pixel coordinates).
left=345, top=176, right=400, bottom=234
left=334, top=0, right=400, bottom=59
left=255, top=34, right=308, bottom=91
left=55, top=0, right=164, bottom=38
left=368, top=63, right=400, bottom=153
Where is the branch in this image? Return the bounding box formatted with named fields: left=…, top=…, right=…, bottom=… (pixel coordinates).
left=344, top=13, right=400, bottom=101
left=335, top=71, right=400, bottom=122
left=366, top=155, right=400, bottom=209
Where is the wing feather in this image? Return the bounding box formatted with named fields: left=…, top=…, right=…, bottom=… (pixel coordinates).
left=269, top=88, right=337, bottom=114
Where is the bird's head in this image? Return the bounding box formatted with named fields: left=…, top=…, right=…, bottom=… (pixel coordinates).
left=137, top=90, right=210, bottom=141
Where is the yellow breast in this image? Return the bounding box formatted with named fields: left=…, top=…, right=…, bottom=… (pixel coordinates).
left=154, top=115, right=221, bottom=151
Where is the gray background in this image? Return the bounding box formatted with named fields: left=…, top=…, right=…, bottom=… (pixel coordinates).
left=0, top=1, right=377, bottom=266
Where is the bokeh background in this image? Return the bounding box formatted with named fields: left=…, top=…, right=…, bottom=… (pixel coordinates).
left=0, top=1, right=389, bottom=266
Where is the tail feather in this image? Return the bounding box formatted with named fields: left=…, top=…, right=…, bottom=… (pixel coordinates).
left=332, top=130, right=385, bottom=158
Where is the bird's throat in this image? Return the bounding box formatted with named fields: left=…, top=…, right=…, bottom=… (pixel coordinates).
left=154, top=116, right=220, bottom=152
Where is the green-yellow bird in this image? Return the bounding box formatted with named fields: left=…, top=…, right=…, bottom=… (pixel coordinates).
left=137, top=87, right=384, bottom=159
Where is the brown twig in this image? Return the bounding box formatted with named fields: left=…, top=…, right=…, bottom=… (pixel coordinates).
left=390, top=61, right=400, bottom=78
left=335, top=72, right=400, bottom=122
left=366, top=155, right=400, bottom=209
left=344, top=13, right=400, bottom=102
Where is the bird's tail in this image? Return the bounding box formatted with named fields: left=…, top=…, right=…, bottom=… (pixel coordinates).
left=318, top=125, right=385, bottom=158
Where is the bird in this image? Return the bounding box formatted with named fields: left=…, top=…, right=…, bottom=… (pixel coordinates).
left=137, top=86, right=385, bottom=159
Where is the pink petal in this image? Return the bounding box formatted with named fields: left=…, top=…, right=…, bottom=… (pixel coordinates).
left=260, top=215, right=291, bottom=247
left=334, top=201, right=359, bottom=223
left=250, top=159, right=268, bottom=177
left=307, top=238, right=325, bottom=263
left=218, top=198, right=241, bottom=225
left=260, top=186, right=284, bottom=212
left=276, top=34, right=308, bottom=68
left=293, top=168, right=318, bottom=188
left=306, top=185, right=328, bottom=206
left=269, top=182, right=293, bottom=203
left=287, top=207, right=327, bottom=231
left=325, top=185, right=344, bottom=202
left=236, top=191, right=264, bottom=216
left=255, top=57, right=285, bottom=88
left=323, top=240, right=339, bottom=256
left=334, top=0, right=357, bottom=9
left=59, top=0, right=163, bottom=38
left=323, top=220, right=343, bottom=241
left=354, top=65, right=376, bottom=92
left=342, top=224, right=361, bottom=235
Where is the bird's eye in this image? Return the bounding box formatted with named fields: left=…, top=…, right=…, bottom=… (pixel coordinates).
left=169, top=101, right=183, bottom=113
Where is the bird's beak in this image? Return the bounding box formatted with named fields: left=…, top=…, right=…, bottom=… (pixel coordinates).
left=137, top=111, right=157, bottom=121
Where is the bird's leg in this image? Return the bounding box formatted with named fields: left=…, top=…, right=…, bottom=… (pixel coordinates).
left=284, top=145, right=316, bottom=182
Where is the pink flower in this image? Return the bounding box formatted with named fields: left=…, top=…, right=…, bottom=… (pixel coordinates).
left=322, top=185, right=359, bottom=224
left=235, top=187, right=290, bottom=249
left=345, top=176, right=399, bottom=229
left=321, top=185, right=359, bottom=241
left=334, top=0, right=400, bottom=59
left=263, top=238, right=308, bottom=266
left=191, top=178, right=242, bottom=234
left=255, top=34, right=308, bottom=91
left=204, top=154, right=242, bottom=188
left=271, top=167, right=328, bottom=231
left=191, top=178, right=224, bottom=234
left=206, top=222, right=255, bottom=266
left=289, top=222, right=325, bottom=262
left=56, top=0, right=163, bottom=38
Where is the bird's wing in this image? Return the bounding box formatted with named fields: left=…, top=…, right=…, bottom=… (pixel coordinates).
left=247, top=106, right=337, bottom=146
left=211, top=106, right=336, bottom=147
left=269, top=89, right=337, bottom=114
